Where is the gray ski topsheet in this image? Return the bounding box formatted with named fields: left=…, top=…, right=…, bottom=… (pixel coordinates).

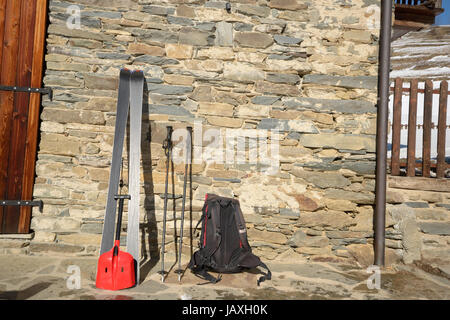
left=127, top=70, right=144, bottom=282
left=100, top=69, right=131, bottom=255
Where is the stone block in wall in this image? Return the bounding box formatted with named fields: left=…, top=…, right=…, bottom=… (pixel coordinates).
left=388, top=176, right=450, bottom=193
left=74, top=97, right=117, bottom=112
left=303, top=74, right=378, bottom=90
left=31, top=216, right=81, bottom=232
left=29, top=242, right=85, bottom=254
left=147, top=84, right=193, bottom=95
left=415, top=209, right=449, bottom=221
left=343, top=30, right=372, bottom=44
left=418, top=222, right=450, bottom=236
left=164, top=74, right=195, bottom=86
left=46, top=61, right=91, bottom=73
left=44, top=74, right=84, bottom=88
left=288, top=229, right=329, bottom=248
left=165, top=43, right=194, bottom=59
left=215, top=21, right=233, bottom=46
left=41, top=109, right=105, bottom=125
left=198, top=102, right=234, bottom=116
left=279, top=208, right=300, bottom=218
left=234, top=32, right=273, bottom=48
left=131, top=29, right=178, bottom=43
left=264, top=59, right=311, bottom=74
left=206, top=116, right=243, bottom=128
left=167, top=15, right=195, bottom=26
left=273, top=35, right=303, bottom=46
left=295, top=246, right=332, bottom=256
left=197, top=47, right=234, bottom=61
left=142, top=5, right=175, bottom=16
left=47, top=24, right=114, bottom=41
left=237, top=104, right=270, bottom=118
left=299, top=133, right=376, bottom=153
left=292, top=194, right=321, bottom=212
left=236, top=4, right=271, bottom=17
left=389, top=205, right=422, bottom=264
left=176, top=4, right=196, bottom=18
left=341, top=161, right=376, bottom=175
left=127, top=43, right=165, bottom=56
left=268, top=0, right=308, bottom=10
left=283, top=97, right=377, bottom=114
left=324, top=189, right=375, bottom=205
left=298, top=210, right=353, bottom=229
left=223, top=62, right=265, bottom=83
left=251, top=95, right=280, bottom=105
left=84, top=74, right=119, bottom=90
left=39, top=133, right=82, bottom=156
left=277, top=10, right=309, bottom=22
left=247, top=228, right=287, bottom=245
left=265, top=72, right=300, bottom=85
left=179, top=27, right=213, bottom=46
left=258, top=119, right=318, bottom=133
left=133, top=55, right=179, bottom=66
left=58, top=233, right=101, bottom=246
left=255, top=81, right=300, bottom=96
left=347, top=244, right=402, bottom=267
left=291, top=168, right=351, bottom=189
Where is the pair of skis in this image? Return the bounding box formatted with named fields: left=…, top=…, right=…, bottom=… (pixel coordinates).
left=99, top=69, right=144, bottom=285
left=159, top=126, right=192, bottom=283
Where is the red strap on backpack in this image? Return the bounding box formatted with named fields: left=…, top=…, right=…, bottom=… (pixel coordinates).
left=203, top=194, right=208, bottom=247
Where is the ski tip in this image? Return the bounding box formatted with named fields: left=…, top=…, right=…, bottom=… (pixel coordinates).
left=131, top=69, right=144, bottom=76
left=120, top=68, right=144, bottom=76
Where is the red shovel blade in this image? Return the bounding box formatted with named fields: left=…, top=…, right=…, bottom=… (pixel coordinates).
left=96, top=240, right=136, bottom=291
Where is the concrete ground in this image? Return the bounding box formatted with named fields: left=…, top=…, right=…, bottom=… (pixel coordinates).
left=0, top=254, right=449, bottom=300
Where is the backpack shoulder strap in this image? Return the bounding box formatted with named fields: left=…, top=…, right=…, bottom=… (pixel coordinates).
left=232, top=200, right=272, bottom=286
left=188, top=196, right=223, bottom=284
left=257, top=262, right=272, bottom=286
left=231, top=200, right=251, bottom=251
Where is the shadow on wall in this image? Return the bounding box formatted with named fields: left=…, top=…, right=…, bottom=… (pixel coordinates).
left=137, top=78, right=194, bottom=283
left=136, top=78, right=158, bottom=283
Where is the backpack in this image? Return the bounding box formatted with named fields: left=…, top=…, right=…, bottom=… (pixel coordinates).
left=188, top=194, right=271, bottom=285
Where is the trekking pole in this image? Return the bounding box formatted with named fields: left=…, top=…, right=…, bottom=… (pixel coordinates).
left=159, top=126, right=173, bottom=283
left=175, top=126, right=192, bottom=282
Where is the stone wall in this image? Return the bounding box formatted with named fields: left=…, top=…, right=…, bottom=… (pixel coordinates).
left=24, top=0, right=386, bottom=265
left=386, top=176, right=450, bottom=275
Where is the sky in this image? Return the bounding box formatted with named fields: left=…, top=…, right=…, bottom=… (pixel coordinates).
left=435, top=1, right=450, bottom=25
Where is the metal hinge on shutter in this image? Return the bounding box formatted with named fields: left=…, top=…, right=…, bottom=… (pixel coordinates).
left=0, top=85, right=53, bottom=101
left=0, top=200, right=43, bottom=213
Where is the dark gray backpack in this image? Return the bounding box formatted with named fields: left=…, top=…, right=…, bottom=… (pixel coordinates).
left=188, top=194, right=271, bottom=285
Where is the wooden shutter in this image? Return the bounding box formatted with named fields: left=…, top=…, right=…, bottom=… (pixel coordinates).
left=0, top=0, right=48, bottom=233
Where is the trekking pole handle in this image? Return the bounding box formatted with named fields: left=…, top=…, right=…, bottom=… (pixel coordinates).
left=163, top=126, right=173, bottom=156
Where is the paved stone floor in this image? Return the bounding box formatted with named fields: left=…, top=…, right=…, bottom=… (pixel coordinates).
left=0, top=254, right=449, bottom=300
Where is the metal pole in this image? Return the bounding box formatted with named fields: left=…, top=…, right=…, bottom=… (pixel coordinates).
left=160, top=126, right=173, bottom=282
left=374, top=0, right=392, bottom=266
left=176, top=127, right=192, bottom=281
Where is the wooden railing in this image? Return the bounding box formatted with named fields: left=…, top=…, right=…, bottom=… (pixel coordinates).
left=394, top=0, right=442, bottom=8
left=389, top=78, right=449, bottom=178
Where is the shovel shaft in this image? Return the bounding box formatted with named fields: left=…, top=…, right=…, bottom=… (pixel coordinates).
left=114, top=195, right=131, bottom=242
